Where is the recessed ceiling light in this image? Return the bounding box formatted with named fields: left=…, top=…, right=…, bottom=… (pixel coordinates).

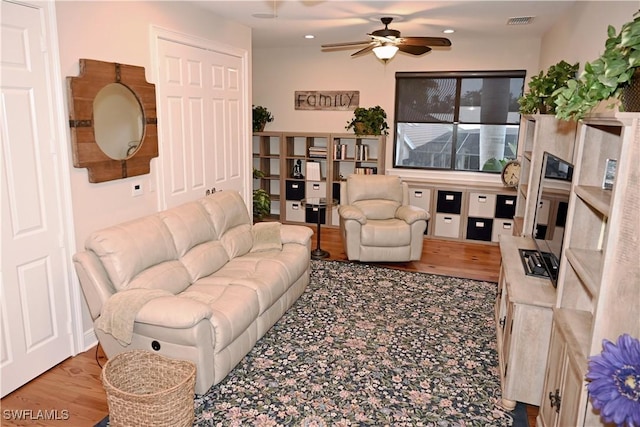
left=443, top=29, right=455, bottom=34
left=305, top=34, right=315, bottom=39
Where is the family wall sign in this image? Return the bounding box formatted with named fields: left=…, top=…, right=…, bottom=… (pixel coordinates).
left=294, top=91, right=359, bottom=111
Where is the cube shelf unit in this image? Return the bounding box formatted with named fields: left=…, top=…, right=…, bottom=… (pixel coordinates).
left=252, top=132, right=283, bottom=220
left=404, top=180, right=517, bottom=244
left=537, top=112, right=640, bottom=427
left=514, top=114, right=576, bottom=237
left=252, top=131, right=386, bottom=226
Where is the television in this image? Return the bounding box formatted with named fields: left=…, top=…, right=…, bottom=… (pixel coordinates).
left=521, top=152, right=573, bottom=287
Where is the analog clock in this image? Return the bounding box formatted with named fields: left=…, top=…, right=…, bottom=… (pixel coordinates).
left=501, top=160, right=521, bottom=188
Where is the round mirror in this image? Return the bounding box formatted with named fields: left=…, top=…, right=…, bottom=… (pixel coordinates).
left=93, top=83, right=144, bottom=160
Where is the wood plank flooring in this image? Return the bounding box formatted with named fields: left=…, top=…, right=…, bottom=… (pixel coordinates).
left=1, top=227, right=537, bottom=426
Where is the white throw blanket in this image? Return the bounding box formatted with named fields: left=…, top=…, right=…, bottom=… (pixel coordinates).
left=96, top=288, right=172, bottom=345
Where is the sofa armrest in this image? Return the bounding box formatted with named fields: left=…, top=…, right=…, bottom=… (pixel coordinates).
left=73, top=251, right=117, bottom=320
left=395, top=205, right=430, bottom=224
left=280, top=224, right=313, bottom=245
left=338, top=205, right=367, bottom=224
left=135, top=296, right=213, bottom=328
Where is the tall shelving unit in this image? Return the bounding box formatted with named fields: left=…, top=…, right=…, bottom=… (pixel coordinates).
left=252, top=132, right=283, bottom=219
left=538, top=112, right=640, bottom=426
left=514, top=114, right=576, bottom=237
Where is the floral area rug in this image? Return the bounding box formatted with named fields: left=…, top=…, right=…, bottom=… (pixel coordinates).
left=193, top=260, right=515, bottom=426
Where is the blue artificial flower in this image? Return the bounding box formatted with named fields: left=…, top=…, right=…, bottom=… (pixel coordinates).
left=586, top=333, right=640, bottom=427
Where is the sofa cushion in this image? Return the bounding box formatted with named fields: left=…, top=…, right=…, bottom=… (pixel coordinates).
left=181, top=283, right=259, bottom=352
left=180, top=241, right=229, bottom=282
left=353, top=199, right=400, bottom=220
left=361, top=219, right=411, bottom=246
left=160, top=202, right=229, bottom=281
left=200, top=191, right=253, bottom=258
left=251, top=222, right=282, bottom=252
left=85, top=215, right=185, bottom=291
left=160, top=201, right=217, bottom=255
left=347, top=174, right=403, bottom=204
left=195, top=243, right=308, bottom=315
left=127, top=260, right=192, bottom=294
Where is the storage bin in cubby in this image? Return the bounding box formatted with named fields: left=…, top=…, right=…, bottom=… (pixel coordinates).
left=436, top=190, right=462, bottom=214
left=285, top=180, right=305, bottom=200
left=305, top=205, right=326, bottom=224
left=496, top=194, right=517, bottom=219
left=468, top=193, right=496, bottom=218
left=409, top=188, right=431, bottom=211
left=491, top=219, right=514, bottom=242
left=466, top=217, right=493, bottom=241
left=434, top=213, right=460, bottom=238
left=305, top=181, right=326, bottom=198
left=285, top=200, right=305, bottom=222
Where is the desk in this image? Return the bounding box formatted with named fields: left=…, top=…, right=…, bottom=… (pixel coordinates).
left=301, top=197, right=336, bottom=259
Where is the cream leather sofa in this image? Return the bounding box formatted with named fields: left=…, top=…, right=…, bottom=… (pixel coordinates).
left=339, top=174, right=429, bottom=262
left=73, top=190, right=312, bottom=394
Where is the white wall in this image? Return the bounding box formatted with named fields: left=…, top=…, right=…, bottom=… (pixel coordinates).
left=55, top=1, right=251, bottom=346
left=539, top=2, right=639, bottom=71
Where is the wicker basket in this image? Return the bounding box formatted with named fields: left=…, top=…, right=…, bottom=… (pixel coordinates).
left=102, top=350, right=196, bottom=427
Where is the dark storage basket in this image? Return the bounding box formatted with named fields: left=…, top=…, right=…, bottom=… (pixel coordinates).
left=101, top=350, right=196, bottom=427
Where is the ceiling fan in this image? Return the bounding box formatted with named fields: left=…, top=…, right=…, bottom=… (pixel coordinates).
left=321, top=17, right=452, bottom=62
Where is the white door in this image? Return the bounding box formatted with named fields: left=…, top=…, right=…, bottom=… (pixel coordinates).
left=1, top=0, right=74, bottom=397
left=155, top=35, right=249, bottom=209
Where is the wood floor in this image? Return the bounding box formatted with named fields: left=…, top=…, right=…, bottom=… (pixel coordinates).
left=1, top=227, right=537, bottom=426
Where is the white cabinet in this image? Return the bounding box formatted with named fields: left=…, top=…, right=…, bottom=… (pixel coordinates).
left=538, top=112, right=640, bottom=426
left=406, top=181, right=517, bottom=243
left=495, top=236, right=556, bottom=409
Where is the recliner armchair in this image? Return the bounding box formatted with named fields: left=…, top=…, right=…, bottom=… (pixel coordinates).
left=338, top=174, right=429, bottom=262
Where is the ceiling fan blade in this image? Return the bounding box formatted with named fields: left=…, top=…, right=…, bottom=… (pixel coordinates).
left=351, top=44, right=375, bottom=57
left=321, top=40, right=371, bottom=48
left=400, top=36, right=452, bottom=47
left=398, top=45, right=432, bottom=55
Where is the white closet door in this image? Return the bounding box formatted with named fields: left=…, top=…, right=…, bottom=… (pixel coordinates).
left=156, top=36, right=249, bottom=209
left=1, top=0, right=73, bottom=397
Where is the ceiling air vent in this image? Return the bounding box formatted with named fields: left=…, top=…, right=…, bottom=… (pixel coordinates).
left=507, top=16, right=535, bottom=26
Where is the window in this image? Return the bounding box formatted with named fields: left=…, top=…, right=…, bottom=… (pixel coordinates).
left=393, top=70, right=525, bottom=172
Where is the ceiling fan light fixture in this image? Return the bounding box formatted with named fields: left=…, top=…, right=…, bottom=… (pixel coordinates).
left=373, top=44, right=399, bottom=61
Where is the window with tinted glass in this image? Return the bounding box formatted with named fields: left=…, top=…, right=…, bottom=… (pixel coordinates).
left=394, top=71, right=525, bottom=172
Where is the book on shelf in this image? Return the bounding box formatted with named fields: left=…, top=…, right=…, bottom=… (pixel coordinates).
left=355, top=144, right=369, bottom=161
left=308, top=146, right=327, bottom=158
left=333, top=142, right=347, bottom=160
left=354, top=167, right=377, bottom=175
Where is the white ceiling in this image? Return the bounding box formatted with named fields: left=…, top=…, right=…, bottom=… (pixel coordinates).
left=192, top=0, right=577, bottom=49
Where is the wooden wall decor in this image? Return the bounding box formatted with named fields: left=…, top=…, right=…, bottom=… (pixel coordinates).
left=67, top=59, right=158, bottom=183
left=294, top=91, right=359, bottom=110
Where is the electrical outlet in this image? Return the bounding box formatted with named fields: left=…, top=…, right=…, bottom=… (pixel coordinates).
left=132, top=182, right=143, bottom=197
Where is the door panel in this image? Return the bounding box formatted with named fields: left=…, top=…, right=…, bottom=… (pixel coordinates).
left=1, top=0, right=72, bottom=397
left=157, top=37, right=248, bottom=209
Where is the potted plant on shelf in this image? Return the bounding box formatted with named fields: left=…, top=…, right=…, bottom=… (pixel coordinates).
left=518, top=60, right=579, bottom=115
left=252, top=168, right=271, bottom=221
left=252, top=105, right=274, bottom=132
left=554, top=12, right=640, bottom=121
left=345, top=105, right=389, bottom=135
